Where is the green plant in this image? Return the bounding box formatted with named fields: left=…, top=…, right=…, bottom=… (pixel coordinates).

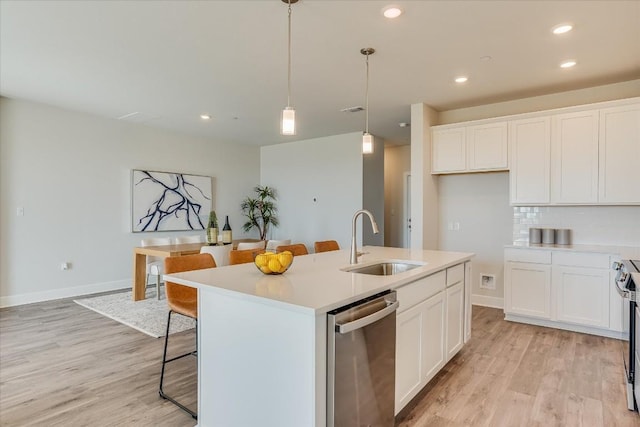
left=240, top=185, right=279, bottom=240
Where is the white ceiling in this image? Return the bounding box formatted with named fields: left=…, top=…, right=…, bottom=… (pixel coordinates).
left=1, top=0, right=639, bottom=146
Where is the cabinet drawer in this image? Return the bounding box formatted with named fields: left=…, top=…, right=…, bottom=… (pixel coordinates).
left=504, top=248, right=551, bottom=264
left=396, top=271, right=446, bottom=313
left=446, top=264, right=464, bottom=287
left=552, top=251, right=610, bottom=268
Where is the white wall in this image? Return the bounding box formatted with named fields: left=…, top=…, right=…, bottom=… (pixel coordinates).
left=0, top=97, right=260, bottom=306
left=260, top=132, right=363, bottom=252
left=384, top=145, right=411, bottom=248
left=438, top=173, right=512, bottom=308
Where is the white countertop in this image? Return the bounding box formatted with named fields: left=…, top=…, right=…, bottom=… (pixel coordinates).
left=164, top=246, right=474, bottom=315
left=507, top=242, right=640, bottom=259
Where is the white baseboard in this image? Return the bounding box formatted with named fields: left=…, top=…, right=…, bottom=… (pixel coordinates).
left=504, top=313, right=627, bottom=340
left=0, top=279, right=131, bottom=308
left=471, top=294, right=504, bottom=309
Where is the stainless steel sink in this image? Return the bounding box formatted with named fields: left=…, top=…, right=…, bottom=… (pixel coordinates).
left=345, top=261, right=424, bottom=276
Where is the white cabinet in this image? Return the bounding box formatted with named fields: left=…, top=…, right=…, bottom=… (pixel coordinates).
left=598, top=103, right=640, bottom=204
left=551, top=110, right=599, bottom=203
left=504, top=261, right=552, bottom=319
left=509, top=116, right=551, bottom=204
left=394, top=263, right=467, bottom=414
left=464, top=262, right=472, bottom=343
left=504, top=247, right=621, bottom=338
left=445, top=282, right=464, bottom=360
left=467, top=122, right=508, bottom=171
left=432, top=122, right=508, bottom=174
left=554, top=265, right=609, bottom=328
left=395, top=289, right=445, bottom=413
left=432, top=128, right=466, bottom=173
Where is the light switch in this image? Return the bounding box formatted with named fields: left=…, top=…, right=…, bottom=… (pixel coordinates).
left=17, top=207, right=24, bottom=216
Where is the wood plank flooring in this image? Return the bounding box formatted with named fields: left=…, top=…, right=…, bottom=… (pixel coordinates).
left=1, top=298, right=638, bottom=426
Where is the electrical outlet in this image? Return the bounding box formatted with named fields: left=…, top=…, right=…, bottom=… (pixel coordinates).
left=454, top=222, right=460, bottom=231
left=16, top=207, right=24, bottom=216
left=60, top=262, right=71, bottom=271
left=480, top=274, right=495, bottom=290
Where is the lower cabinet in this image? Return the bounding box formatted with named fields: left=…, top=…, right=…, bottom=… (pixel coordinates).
left=395, top=291, right=445, bottom=413
left=446, top=282, right=464, bottom=361
left=504, top=248, right=618, bottom=337
left=504, top=261, right=551, bottom=319
left=395, top=263, right=468, bottom=414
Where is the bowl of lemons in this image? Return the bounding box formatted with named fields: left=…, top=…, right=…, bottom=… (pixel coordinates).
left=254, top=250, right=294, bottom=275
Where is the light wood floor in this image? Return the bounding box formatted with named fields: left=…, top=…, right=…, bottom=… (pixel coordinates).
left=1, top=298, right=638, bottom=426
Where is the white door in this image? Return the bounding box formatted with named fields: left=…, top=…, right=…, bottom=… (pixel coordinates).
left=505, top=261, right=552, bottom=319
left=509, top=116, right=551, bottom=204
left=467, top=121, right=508, bottom=171
left=554, top=265, right=610, bottom=328
left=446, top=281, right=464, bottom=361
left=432, top=127, right=466, bottom=173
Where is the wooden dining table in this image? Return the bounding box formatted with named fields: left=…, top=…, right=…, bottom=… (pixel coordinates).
left=132, top=239, right=260, bottom=301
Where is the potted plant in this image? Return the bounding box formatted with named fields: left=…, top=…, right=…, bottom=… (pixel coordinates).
left=206, top=210, right=218, bottom=244
left=240, top=185, right=279, bottom=241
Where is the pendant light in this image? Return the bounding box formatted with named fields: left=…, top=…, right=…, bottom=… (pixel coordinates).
left=361, top=47, right=375, bottom=154
left=281, top=0, right=297, bottom=135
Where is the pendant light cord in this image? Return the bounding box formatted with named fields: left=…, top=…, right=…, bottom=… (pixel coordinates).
left=287, top=0, right=292, bottom=108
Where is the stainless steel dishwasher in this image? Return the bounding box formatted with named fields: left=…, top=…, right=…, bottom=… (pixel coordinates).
left=327, top=290, right=398, bottom=427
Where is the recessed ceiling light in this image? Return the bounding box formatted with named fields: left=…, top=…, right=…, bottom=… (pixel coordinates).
left=454, top=76, right=468, bottom=83
left=200, top=114, right=211, bottom=120
left=382, top=5, right=402, bottom=19
left=480, top=55, right=493, bottom=62
left=552, top=24, right=573, bottom=35
left=560, top=60, right=576, bottom=68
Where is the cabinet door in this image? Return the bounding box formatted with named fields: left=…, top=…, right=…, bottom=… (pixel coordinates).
left=446, top=282, right=464, bottom=361
left=509, top=117, right=551, bottom=204
left=504, top=261, right=551, bottom=319
left=551, top=110, right=599, bottom=203
left=599, top=103, right=640, bottom=204
left=554, top=266, right=610, bottom=328
left=432, top=127, right=466, bottom=173
left=395, top=291, right=445, bottom=414
left=467, top=122, right=508, bottom=171
left=464, top=262, right=472, bottom=343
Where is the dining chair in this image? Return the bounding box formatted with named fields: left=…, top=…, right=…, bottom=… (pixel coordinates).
left=174, top=235, right=204, bottom=244
left=229, top=249, right=266, bottom=265
left=314, top=240, right=340, bottom=253
left=276, top=243, right=309, bottom=256
left=160, top=253, right=216, bottom=420
left=236, top=241, right=266, bottom=251
left=266, top=239, right=291, bottom=251
left=200, top=245, right=232, bottom=267
left=140, top=237, right=172, bottom=300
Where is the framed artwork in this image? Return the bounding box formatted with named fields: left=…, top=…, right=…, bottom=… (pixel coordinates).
left=131, top=169, right=212, bottom=232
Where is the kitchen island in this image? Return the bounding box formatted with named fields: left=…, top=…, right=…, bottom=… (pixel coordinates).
left=164, top=246, right=473, bottom=427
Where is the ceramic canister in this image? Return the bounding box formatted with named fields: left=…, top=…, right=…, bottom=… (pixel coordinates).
left=529, top=228, right=542, bottom=244
left=555, top=229, right=571, bottom=245
left=542, top=228, right=555, bottom=245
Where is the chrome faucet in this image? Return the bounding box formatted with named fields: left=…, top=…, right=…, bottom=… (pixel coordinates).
left=350, top=209, right=380, bottom=264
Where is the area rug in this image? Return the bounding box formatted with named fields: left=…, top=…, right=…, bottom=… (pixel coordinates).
left=74, top=287, right=195, bottom=338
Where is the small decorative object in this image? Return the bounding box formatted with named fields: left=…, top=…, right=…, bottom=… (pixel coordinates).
left=206, top=210, right=218, bottom=245
left=254, top=250, right=294, bottom=275
left=222, top=215, right=233, bottom=245
left=241, top=185, right=279, bottom=241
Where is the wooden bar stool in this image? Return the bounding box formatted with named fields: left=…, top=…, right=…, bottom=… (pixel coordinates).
left=275, top=243, right=309, bottom=256
left=229, top=249, right=266, bottom=265
left=314, top=240, right=340, bottom=253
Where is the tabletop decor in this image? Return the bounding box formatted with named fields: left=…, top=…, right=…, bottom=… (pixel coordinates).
left=131, top=169, right=212, bottom=232
left=206, top=210, right=218, bottom=244
left=241, top=185, right=279, bottom=240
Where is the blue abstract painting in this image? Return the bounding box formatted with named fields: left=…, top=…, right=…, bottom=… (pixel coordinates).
left=131, top=170, right=212, bottom=232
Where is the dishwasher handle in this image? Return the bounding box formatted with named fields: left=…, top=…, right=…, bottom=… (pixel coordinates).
left=336, top=300, right=399, bottom=334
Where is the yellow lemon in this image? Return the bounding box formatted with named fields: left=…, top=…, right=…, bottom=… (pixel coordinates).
left=260, top=265, right=272, bottom=274
left=268, top=258, right=282, bottom=273
left=278, top=252, right=293, bottom=269
left=255, top=253, right=268, bottom=267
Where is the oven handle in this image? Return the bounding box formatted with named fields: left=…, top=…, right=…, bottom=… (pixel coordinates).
left=615, top=278, right=630, bottom=299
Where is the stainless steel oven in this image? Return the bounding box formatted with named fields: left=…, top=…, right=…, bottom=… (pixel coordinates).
left=613, top=259, right=639, bottom=411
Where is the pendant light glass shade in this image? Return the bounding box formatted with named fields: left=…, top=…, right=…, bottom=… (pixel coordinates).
left=281, top=107, right=296, bottom=135
left=362, top=132, right=374, bottom=154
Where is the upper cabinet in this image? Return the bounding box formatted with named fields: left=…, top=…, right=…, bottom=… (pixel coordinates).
left=551, top=110, right=599, bottom=204
left=434, top=97, right=639, bottom=205
left=509, top=117, right=551, bottom=204
left=432, top=121, right=508, bottom=174
left=598, top=103, right=640, bottom=204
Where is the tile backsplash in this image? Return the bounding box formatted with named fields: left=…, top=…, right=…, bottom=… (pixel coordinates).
left=513, top=206, right=640, bottom=246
